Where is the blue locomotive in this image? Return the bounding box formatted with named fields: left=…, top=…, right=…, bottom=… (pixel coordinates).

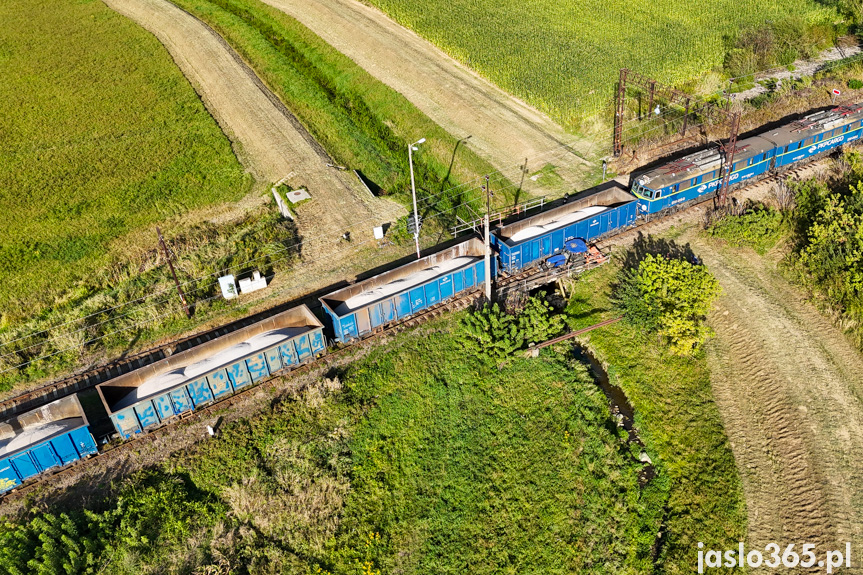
left=2, top=102, right=861, bottom=493
left=631, top=103, right=863, bottom=215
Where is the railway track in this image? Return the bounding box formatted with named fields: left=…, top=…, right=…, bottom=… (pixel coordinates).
left=0, top=153, right=835, bottom=502
left=0, top=257, right=611, bottom=501
left=0, top=254, right=599, bottom=423
left=0, top=307, right=297, bottom=422
left=0, top=287, right=488, bottom=502
left=0, top=160, right=823, bottom=422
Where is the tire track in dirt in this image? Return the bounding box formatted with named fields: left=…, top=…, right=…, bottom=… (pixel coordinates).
left=691, top=234, right=863, bottom=570
left=708, top=304, right=835, bottom=552
left=257, top=0, right=594, bottom=194
left=101, top=0, right=404, bottom=254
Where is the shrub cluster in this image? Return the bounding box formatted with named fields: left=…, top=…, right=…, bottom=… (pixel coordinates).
left=456, top=292, right=566, bottom=362
left=786, top=153, right=863, bottom=344
left=0, top=471, right=224, bottom=574
left=613, top=254, right=721, bottom=355
left=708, top=201, right=786, bottom=254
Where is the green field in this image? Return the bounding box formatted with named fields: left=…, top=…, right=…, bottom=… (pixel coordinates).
left=365, top=0, right=837, bottom=127
left=0, top=0, right=251, bottom=322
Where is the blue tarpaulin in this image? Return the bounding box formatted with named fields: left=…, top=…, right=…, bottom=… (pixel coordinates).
left=565, top=238, right=587, bottom=253
left=547, top=254, right=567, bottom=268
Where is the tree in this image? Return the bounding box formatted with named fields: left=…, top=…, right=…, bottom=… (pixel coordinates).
left=795, top=184, right=863, bottom=316
left=614, top=254, right=721, bottom=355
left=0, top=513, right=102, bottom=575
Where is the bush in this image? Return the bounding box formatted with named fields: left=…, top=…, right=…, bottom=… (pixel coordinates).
left=613, top=254, right=721, bottom=355
left=790, top=181, right=863, bottom=334
left=457, top=302, right=524, bottom=362
left=0, top=470, right=225, bottom=574
left=517, top=291, right=566, bottom=345
left=849, top=79, right=863, bottom=90
left=457, top=293, right=565, bottom=361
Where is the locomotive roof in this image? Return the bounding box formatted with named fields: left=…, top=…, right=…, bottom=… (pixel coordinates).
left=635, top=136, right=774, bottom=190
left=768, top=102, right=863, bottom=146
left=635, top=102, right=863, bottom=191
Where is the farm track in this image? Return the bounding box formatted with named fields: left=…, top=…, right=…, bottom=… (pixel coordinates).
left=694, top=234, right=863, bottom=570
left=100, top=0, right=403, bottom=253
left=258, top=0, right=594, bottom=193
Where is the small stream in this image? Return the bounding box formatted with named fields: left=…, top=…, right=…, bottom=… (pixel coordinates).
left=570, top=345, right=656, bottom=486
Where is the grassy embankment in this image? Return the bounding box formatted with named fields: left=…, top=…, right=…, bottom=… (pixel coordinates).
left=566, top=262, right=747, bottom=574
left=171, top=0, right=508, bottom=219
left=0, top=0, right=251, bottom=322
left=363, top=0, right=838, bottom=128
left=0, top=316, right=661, bottom=574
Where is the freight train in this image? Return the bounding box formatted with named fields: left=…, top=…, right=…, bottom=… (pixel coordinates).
left=2, top=102, right=860, bottom=493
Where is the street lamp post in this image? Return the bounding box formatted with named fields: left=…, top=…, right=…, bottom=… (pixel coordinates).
left=408, top=138, right=425, bottom=259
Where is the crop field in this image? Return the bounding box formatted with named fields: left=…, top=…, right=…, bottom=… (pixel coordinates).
left=365, top=0, right=837, bottom=128
left=0, top=0, right=251, bottom=322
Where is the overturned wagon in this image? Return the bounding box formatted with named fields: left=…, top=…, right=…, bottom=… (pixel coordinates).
left=492, top=184, right=637, bottom=274
left=97, top=306, right=325, bottom=438
left=0, top=395, right=97, bottom=493
left=321, top=237, right=491, bottom=343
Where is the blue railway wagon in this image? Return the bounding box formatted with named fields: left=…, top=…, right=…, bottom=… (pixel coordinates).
left=631, top=103, right=863, bottom=215
left=492, top=184, right=637, bottom=274
left=321, top=237, right=491, bottom=343
left=0, top=395, right=97, bottom=493
left=96, top=305, right=326, bottom=438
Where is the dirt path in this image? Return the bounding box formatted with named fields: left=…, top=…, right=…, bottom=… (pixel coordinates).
left=257, top=0, right=594, bottom=194
left=731, top=41, right=862, bottom=103
left=101, top=0, right=403, bottom=252
left=688, top=233, right=863, bottom=568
